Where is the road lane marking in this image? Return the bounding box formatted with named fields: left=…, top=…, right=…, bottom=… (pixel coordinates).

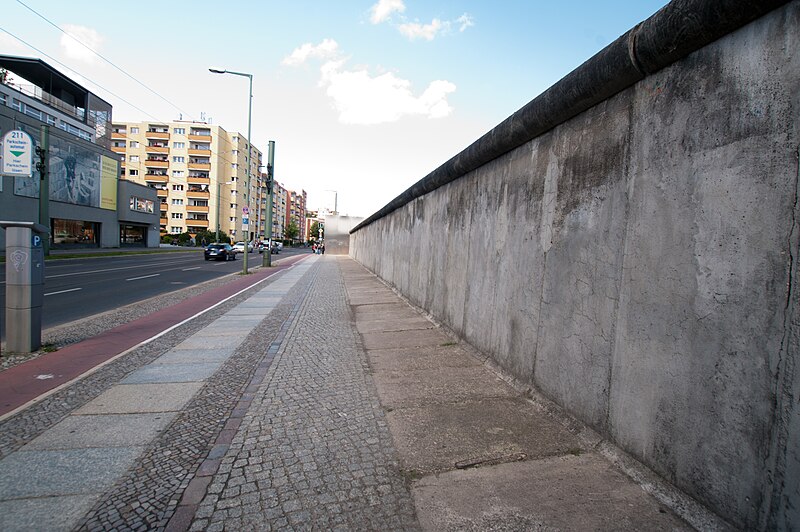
left=182, top=267, right=201, bottom=271
left=126, top=274, right=160, bottom=281
left=44, top=287, right=83, bottom=296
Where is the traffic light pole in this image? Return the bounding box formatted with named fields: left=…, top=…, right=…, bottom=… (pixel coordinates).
left=263, top=140, right=275, bottom=267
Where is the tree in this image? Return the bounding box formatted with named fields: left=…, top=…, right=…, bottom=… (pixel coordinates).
left=309, top=221, right=320, bottom=242
left=285, top=221, right=299, bottom=242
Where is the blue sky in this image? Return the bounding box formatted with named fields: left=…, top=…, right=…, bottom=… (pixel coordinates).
left=3, top=0, right=668, bottom=217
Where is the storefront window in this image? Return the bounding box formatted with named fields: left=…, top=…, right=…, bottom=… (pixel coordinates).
left=52, top=219, right=97, bottom=247
left=120, top=224, right=146, bottom=246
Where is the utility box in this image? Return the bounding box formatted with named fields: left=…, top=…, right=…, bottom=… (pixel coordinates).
left=1, top=221, right=48, bottom=353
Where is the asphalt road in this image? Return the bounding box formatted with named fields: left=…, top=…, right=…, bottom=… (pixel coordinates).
left=0, top=247, right=311, bottom=339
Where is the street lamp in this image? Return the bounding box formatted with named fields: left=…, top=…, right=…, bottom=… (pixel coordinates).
left=263, top=141, right=275, bottom=268
left=209, top=67, right=253, bottom=275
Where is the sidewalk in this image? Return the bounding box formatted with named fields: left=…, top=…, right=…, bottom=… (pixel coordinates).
left=0, top=256, right=721, bottom=531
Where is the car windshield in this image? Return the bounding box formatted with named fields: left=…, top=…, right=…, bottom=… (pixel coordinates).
left=208, top=245, right=223, bottom=250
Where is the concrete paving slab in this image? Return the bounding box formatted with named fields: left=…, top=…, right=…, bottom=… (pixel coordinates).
left=356, top=317, right=435, bottom=334
left=353, top=302, right=413, bottom=315
left=0, top=495, right=99, bottom=532
left=121, top=362, right=221, bottom=384
left=24, top=413, right=177, bottom=450
left=361, top=328, right=450, bottom=350
left=0, top=447, right=142, bottom=498
left=368, top=345, right=483, bottom=372
left=172, top=335, right=241, bottom=350
left=373, top=366, right=516, bottom=408
left=155, top=348, right=235, bottom=364
left=75, top=383, right=204, bottom=414
left=354, top=308, right=423, bottom=323
left=349, top=294, right=403, bottom=305
left=412, top=453, right=691, bottom=531
left=385, top=397, right=582, bottom=473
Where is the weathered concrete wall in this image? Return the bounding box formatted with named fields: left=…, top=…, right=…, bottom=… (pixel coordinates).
left=350, top=2, right=799, bottom=528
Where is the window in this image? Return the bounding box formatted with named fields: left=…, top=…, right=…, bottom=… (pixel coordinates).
left=129, top=155, right=139, bottom=162
left=129, top=141, right=139, bottom=148
left=171, top=213, right=184, bottom=219
left=230, top=203, right=236, bottom=209
left=172, top=184, right=184, bottom=191
left=172, top=170, right=184, bottom=177
left=170, top=226, right=182, bottom=234
left=231, top=163, right=238, bottom=170
left=173, top=141, right=185, bottom=149
left=171, top=199, right=184, bottom=205
left=172, top=156, right=185, bottom=163
left=130, top=127, right=139, bottom=134
left=129, top=169, right=139, bottom=176
left=230, top=216, right=236, bottom=222
left=173, top=127, right=185, bottom=134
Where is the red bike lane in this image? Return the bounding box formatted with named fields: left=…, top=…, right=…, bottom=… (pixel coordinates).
left=0, top=254, right=310, bottom=418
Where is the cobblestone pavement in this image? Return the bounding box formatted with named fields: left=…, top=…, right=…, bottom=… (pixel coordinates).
left=190, top=257, right=419, bottom=531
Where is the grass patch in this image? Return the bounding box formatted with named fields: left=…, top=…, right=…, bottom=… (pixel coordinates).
left=567, top=447, right=583, bottom=456
left=41, top=343, right=58, bottom=352
left=440, top=341, right=457, bottom=347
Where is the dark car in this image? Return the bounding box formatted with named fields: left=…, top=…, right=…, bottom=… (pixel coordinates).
left=204, top=243, right=236, bottom=261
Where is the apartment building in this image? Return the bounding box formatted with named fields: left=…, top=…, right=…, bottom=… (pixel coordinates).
left=288, top=189, right=307, bottom=242
left=111, top=121, right=263, bottom=242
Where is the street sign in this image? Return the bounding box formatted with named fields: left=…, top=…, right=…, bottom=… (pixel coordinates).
left=2, top=130, right=34, bottom=176
left=242, top=217, right=249, bottom=227
left=242, top=207, right=249, bottom=215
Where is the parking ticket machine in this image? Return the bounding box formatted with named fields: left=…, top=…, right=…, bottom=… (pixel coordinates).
left=1, top=221, right=48, bottom=353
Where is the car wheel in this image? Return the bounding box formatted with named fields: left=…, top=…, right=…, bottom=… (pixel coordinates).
left=205, top=257, right=210, bottom=261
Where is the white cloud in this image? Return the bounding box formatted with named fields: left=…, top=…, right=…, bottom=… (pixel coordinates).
left=457, top=13, right=475, bottom=32
left=60, top=24, right=103, bottom=64
left=282, top=38, right=340, bottom=66
left=370, top=0, right=405, bottom=24
left=398, top=19, right=444, bottom=41
left=284, top=39, right=456, bottom=125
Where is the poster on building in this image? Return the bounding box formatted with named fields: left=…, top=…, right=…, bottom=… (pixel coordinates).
left=14, top=134, right=106, bottom=206
left=100, top=155, right=118, bottom=210
left=130, top=196, right=154, bottom=213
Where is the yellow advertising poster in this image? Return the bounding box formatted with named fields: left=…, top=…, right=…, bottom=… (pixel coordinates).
left=100, top=155, right=118, bottom=210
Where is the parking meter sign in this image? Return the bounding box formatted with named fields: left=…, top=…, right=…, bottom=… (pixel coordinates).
left=2, top=130, right=34, bottom=176
left=32, top=235, right=42, bottom=247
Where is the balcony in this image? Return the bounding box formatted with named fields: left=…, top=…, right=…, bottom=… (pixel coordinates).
left=186, top=205, right=209, bottom=213
left=188, top=162, right=211, bottom=171
left=110, top=145, right=125, bottom=154
left=160, top=217, right=168, bottom=225
left=146, top=145, right=169, bottom=154
left=144, top=174, right=169, bottom=183
left=145, top=159, right=169, bottom=168
left=186, top=189, right=210, bottom=199
left=187, top=175, right=211, bottom=186
left=188, top=133, right=212, bottom=142
left=186, top=219, right=210, bottom=228
left=160, top=203, right=168, bottom=212
left=188, top=148, right=212, bottom=156
left=157, top=189, right=168, bottom=198
left=111, top=131, right=126, bottom=139
left=146, top=130, right=170, bottom=140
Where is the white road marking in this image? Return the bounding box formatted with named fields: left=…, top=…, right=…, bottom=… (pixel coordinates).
left=126, top=274, right=160, bottom=281
left=44, top=288, right=82, bottom=296
left=182, top=267, right=201, bottom=271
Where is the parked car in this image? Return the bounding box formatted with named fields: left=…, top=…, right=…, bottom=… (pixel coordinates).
left=204, top=243, right=236, bottom=261
left=258, top=241, right=280, bottom=254
left=232, top=241, right=253, bottom=253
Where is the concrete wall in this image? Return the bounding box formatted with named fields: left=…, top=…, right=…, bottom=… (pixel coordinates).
left=350, top=2, right=799, bottom=529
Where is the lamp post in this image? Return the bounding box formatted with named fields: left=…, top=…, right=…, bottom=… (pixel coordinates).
left=210, top=67, right=253, bottom=275
left=263, top=141, right=275, bottom=268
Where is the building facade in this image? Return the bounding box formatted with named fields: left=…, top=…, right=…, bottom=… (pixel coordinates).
left=288, top=189, right=307, bottom=242
left=111, top=120, right=263, bottom=243
left=0, top=55, right=159, bottom=250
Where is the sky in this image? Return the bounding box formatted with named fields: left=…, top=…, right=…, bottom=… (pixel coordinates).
left=2, top=0, right=669, bottom=218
